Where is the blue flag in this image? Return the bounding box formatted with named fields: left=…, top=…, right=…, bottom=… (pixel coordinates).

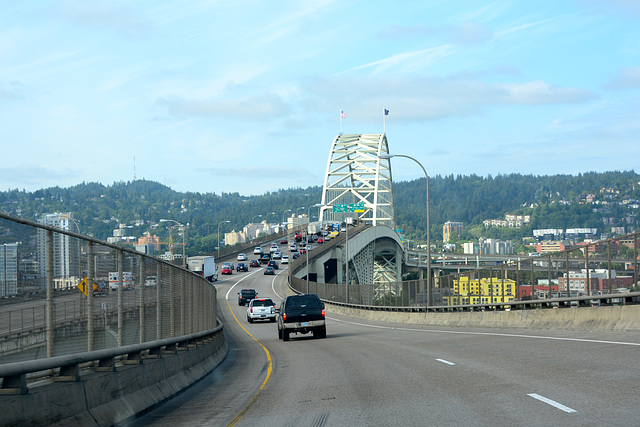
left=384, top=109, right=389, bottom=115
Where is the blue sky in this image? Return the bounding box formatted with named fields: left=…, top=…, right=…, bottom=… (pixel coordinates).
left=1, top=1, right=639, bottom=195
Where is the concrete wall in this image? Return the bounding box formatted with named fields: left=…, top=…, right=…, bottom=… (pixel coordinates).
left=1, top=332, right=228, bottom=427
left=327, top=304, right=640, bottom=332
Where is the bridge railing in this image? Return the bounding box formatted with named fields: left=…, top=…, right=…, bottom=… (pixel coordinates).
left=0, top=212, right=217, bottom=364
left=291, top=230, right=639, bottom=312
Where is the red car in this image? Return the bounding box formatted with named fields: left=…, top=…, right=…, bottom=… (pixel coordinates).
left=280, top=239, right=288, bottom=244
left=221, top=266, right=233, bottom=275
left=317, top=238, right=324, bottom=244
left=249, top=260, right=260, bottom=268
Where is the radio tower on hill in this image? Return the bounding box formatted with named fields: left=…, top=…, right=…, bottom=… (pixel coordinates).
left=133, top=156, right=137, bottom=181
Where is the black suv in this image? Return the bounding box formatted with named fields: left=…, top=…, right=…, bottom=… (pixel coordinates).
left=238, top=289, right=257, bottom=306
left=277, top=293, right=326, bottom=341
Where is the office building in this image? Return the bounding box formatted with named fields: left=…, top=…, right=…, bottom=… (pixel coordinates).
left=0, top=243, right=19, bottom=297
left=37, top=213, right=81, bottom=290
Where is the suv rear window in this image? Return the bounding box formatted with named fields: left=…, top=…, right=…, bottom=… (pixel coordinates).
left=241, top=290, right=256, bottom=297
left=286, top=295, right=321, bottom=308
left=252, top=299, right=274, bottom=307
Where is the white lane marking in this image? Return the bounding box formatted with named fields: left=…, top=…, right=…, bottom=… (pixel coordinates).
left=436, top=359, right=456, bottom=366
left=327, top=317, right=640, bottom=347
left=224, top=268, right=262, bottom=300
left=272, top=266, right=288, bottom=298
left=528, top=393, right=577, bottom=413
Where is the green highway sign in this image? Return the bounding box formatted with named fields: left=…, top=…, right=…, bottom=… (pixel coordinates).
left=332, top=202, right=365, bottom=213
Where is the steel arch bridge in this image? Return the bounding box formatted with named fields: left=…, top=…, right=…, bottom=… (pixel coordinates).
left=307, top=133, right=404, bottom=288
left=319, top=133, right=395, bottom=229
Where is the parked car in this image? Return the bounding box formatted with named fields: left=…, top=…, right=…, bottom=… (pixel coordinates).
left=264, top=266, right=275, bottom=275
left=237, top=253, right=248, bottom=261
left=281, top=255, right=289, bottom=264
left=236, top=262, right=248, bottom=272
left=247, top=298, right=276, bottom=323
left=249, top=259, right=260, bottom=268
left=238, top=289, right=257, bottom=306
left=268, top=260, right=279, bottom=270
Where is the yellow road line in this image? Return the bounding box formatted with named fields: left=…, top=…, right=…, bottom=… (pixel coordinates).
left=225, top=299, right=273, bottom=427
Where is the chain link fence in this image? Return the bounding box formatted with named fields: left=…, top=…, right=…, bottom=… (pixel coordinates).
left=0, top=212, right=216, bottom=364
left=291, top=231, right=639, bottom=310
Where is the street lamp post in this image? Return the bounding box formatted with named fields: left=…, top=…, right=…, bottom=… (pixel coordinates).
left=379, top=153, right=431, bottom=308
left=251, top=214, right=263, bottom=239
left=282, top=209, right=292, bottom=232
left=265, top=212, right=276, bottom=234
left=306, top=203, right=324, bottom=293
left=296, top=206, right=305, bottom=230
left=160, top=219, right=186, bottom=268
left=217, top=220, right=230, bottom=260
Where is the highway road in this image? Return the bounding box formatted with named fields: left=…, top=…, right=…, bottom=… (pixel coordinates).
left=129, top=260, right=640, bottom=426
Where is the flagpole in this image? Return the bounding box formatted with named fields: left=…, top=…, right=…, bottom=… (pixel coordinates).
left=383, top=108, right=386, bottom=134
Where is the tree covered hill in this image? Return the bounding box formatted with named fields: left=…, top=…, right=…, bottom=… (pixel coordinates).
left=1, top=171, right=638, bottom=254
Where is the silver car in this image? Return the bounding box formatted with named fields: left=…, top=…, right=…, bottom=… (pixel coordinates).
left=247, top=298, right=276, bottom=323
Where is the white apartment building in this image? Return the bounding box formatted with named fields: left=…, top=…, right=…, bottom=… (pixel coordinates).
left=37, top=213, right=81, bottom=289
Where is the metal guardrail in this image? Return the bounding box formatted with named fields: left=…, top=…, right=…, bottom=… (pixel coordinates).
left=290, top=227, right=639, bottom=312
left=0, top=324, right=223, bottom=394
left=0, top=212, right=217, bottom=364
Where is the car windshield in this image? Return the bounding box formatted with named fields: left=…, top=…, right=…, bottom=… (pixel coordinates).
left=252, top=299, right=274, bottom=307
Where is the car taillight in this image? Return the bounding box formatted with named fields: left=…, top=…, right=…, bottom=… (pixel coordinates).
left=321, top=309, right=325, bottom=318
left=250, top=307, right=253, bottom=313
left=282, top=312, right=287, bottom=321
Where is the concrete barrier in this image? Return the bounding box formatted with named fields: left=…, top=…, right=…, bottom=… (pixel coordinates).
left=1, top=333, right=228, bottom=426
left=327, top=304, right=640, bottom=332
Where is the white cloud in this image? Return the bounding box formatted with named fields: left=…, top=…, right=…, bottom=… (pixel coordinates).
left=338, top=45, right=455, bottom=75
left=499, top=80, right=596, bottom=105
left=157, top=92, right=289, bottom=120
left=605, top=66, right=640, bottom=90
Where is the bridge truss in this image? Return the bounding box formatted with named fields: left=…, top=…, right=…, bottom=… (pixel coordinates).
left=319, top=133, right=395, bottom=228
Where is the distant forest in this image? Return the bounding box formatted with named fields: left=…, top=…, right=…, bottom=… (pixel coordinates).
left=1, top=171, right=638, bottom=255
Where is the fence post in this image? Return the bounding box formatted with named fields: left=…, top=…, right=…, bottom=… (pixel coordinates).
left=139, top=254, right=145, bottom=343
left=586, top=249, right=591, bottom=296
left=46, top=229, right=54, bottom=358
left=607, top=240, right=613, bottom=292
left=170, top=268, right=175, bottom=337
left=156, top=263, right=162, bottom=340
left=181, top=272, right=187, bottom=336
left=87, top=242, right=94, bottom=351
left=565, top=251, right=570, bottom=297
left=117, top=249, right=124, bottom=347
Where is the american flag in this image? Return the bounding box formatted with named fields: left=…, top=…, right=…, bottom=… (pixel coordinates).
left=340, top=110, right=347, bottom=118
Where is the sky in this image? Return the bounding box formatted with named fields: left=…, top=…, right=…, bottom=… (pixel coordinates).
left=1, top=1, right=639, bottom=196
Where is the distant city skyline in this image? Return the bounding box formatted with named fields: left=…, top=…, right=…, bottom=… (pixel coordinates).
left=1, top=1, right=639, bottom=195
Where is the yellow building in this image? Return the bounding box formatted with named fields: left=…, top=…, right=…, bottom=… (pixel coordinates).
left=445, top=276, right=516, bottom=305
